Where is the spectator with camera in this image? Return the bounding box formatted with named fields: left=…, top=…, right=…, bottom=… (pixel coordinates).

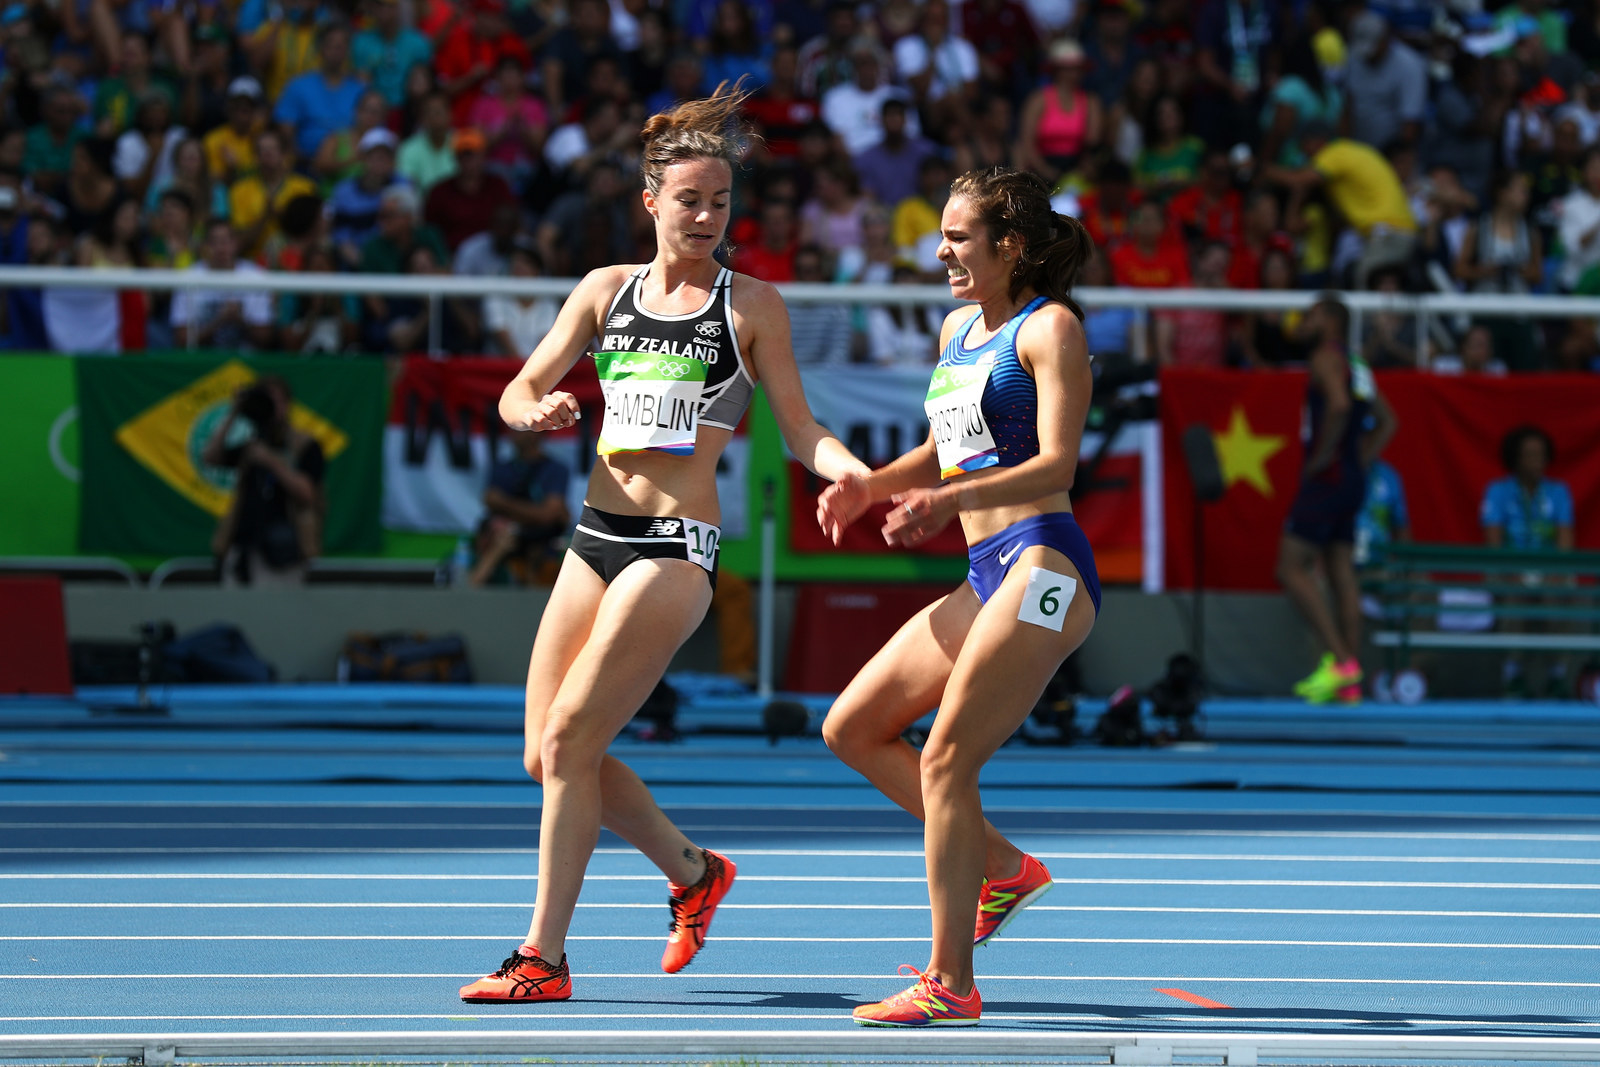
left=203, top=375, right=326, bottom=587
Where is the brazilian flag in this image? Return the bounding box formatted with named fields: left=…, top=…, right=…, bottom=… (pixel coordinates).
left=77, top=355, right=384, bottom=556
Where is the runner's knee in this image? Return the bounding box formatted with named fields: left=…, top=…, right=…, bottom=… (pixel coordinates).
left=539, top=713, right=608, bottom=780
left=919, top=738, right=978, bottom=801
left=522, top=746, right=544, bottom=784
left=822, top=702, right=899, bottom=763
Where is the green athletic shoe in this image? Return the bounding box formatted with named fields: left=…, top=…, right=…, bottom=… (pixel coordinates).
left=1297, top=656, right=1363, bottom=704
left=1293, top=653, right=1337, bottom=699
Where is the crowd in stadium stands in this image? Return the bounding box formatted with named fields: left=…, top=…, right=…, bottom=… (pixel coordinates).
left=4, top=0, right=1600, bottom=370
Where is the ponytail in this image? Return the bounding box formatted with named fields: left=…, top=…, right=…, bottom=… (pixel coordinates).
left=639, top=80, right=753, bottom=196
left=1017, top=212, right=1092, bottom=321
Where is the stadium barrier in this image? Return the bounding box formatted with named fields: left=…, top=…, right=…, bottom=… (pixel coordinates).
left=7, top=265, right=1600, bottom=364
left=1, top=1027, right=1598, bottom=1065
left=1365, top=542, right=1600, bottom=659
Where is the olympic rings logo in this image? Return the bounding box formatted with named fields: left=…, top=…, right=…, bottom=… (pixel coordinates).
left=657, top=361, right=692, bottom=379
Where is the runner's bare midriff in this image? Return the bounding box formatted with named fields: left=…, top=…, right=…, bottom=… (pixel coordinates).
left=954, top=466, right=1074, bottom=546
left=582, top=423, right=733, bottom=525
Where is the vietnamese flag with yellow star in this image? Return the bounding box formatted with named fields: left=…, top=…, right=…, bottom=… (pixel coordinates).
left=1160, top=368, right=1600, bottom=591
left=1161, top=367, right=1305, bottom=591
left=77, top=356, right=385, bottom=556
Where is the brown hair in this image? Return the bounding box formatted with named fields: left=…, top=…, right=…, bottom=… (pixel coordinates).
left=639, top=81, right=752, bottom=197
left=948, top=166, right=1093, bottom=320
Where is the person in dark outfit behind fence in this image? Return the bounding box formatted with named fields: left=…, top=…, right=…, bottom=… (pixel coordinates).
left=202, top=374, right=326, bottom=587
left=1277, top=295, right=1397, bottom=705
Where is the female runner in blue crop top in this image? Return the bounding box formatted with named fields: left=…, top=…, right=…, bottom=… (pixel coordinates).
left=817, top=166, right=1099, bottom=1027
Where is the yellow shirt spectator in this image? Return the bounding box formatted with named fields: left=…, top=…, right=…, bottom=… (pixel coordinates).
left=205, top=78, right=270, bottom=184
left=229, top=172, right=318, bottom=258
left=1311, top=139, right=1416, bottom=236
left=250, top=21, right=319, bottom=103
left=891, top=195, right=942, bottom=274
left=204, top=125, right=262, bottom=185
left=1298, top=202, right=1334, bottom=278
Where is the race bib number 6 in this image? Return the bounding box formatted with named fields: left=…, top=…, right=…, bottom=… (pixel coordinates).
left=1018, top=567, right=1077, bottom=632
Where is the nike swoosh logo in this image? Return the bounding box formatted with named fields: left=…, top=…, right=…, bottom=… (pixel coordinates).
left=998, top=543, right=1022, bottom=566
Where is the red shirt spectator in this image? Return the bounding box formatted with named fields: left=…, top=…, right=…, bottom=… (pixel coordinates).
left=1166, top=149, right=1243, bottom=245
left=436, top=0, right=532, bottom=125
left=1134, top=0, right=1198, bottom=69
left=1225, top=190, right=1294, bottom=289
left=1077, top=169, right=1142, bottom=251
left=733, top=200, right=800, bottom=282
left=744, top=46, right=820, bottom=159
left=960, top=0, right=1040, bottom=95
left=424, top=128, right=516, bottom=250
left=1227, top=231, right=1294, bottom=289
left=1111, top=202, right=1191, bottom=287
left=1162, top=243, right=1232, bottom=367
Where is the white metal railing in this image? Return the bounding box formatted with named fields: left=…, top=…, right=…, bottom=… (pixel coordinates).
left=6, top=266, right=1600, bottom=365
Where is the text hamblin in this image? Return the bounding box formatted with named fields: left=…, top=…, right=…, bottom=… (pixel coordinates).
left=606, top=391, right=698, bottom=432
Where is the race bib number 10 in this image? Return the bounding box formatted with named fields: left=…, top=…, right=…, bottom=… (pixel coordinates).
left=682, top=519, right=720, bottom=572
left=595, top=350, right=706, bottom=455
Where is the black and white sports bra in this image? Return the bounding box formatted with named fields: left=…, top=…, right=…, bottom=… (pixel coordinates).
left=592, top=265, right=755, bottom=455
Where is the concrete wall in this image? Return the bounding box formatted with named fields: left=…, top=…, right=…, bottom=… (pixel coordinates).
left=65, top=586, right=559, bottom=685
left=64, top=583, right=1321, bottom=694
left=1080, top=588, right=1321, bottom=695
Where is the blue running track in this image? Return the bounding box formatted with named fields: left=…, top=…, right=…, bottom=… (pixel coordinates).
left=0, top=683, right=1597, bottom=1065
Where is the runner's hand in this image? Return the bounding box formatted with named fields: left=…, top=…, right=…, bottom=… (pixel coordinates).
left=884, top=488, right=955, bottom=548
left=506, top=391, right=581, bottom=432
left=816, top=472, right=872, bottom=546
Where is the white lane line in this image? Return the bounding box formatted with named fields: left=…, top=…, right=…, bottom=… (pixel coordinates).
left=6, top=847, right=1600, bottom=866
left=18, top=822, right=1600, bottom=843
left=718, top=850, right=1600, bottom=865
left=5, top=903, right=1597, bottom=919
left=4, top=875, right=1598, bottom=889
left=3, top=1013, right=1594, bottom=1028
left=9, top=799, right=1600, bottom=823
left=5, top=973, right=1600, bottom=988
left=0, top=1017, right=1593, bottom=1036
left=1, top=935, right=1595, bottom=949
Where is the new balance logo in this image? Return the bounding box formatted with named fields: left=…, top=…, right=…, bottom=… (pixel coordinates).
left=998, top=543, right=1023, bottom=566
left=607, top=313, right=635, bottom=330
left=645, top=519, right=681, bottom=536
left=694, top=320, right=722, bottom=338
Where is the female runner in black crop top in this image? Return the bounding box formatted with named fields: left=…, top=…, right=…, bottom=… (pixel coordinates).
left=459, top=85, right=866, bottom=1004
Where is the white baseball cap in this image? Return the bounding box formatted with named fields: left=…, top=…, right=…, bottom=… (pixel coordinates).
left=358, top=127, right=398, bottom=153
